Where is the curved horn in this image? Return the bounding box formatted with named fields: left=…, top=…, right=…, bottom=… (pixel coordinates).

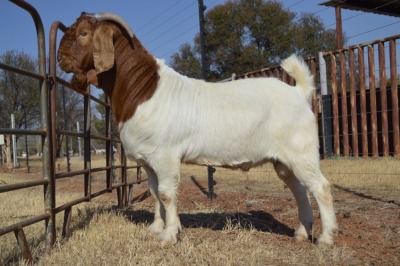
left=93, top=12, right=134, bottom=38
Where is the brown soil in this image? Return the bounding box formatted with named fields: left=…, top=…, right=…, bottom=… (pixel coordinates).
left=2, top=160, right=399, bottom=265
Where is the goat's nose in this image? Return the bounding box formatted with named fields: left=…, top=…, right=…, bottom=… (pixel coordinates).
left=57, top=53, right=63, bottom=62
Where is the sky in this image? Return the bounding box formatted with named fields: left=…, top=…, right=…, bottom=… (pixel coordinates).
left=0, top=0, right=399, bottom=65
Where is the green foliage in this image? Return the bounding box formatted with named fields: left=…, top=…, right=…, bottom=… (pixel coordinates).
left=171, top=0, right=341, bottom=80
left=170, top=43, right=203, bottom=80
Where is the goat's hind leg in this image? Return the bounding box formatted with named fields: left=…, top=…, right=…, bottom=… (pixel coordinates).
left=274, top=161, right=313, bottom=242
left=291, top=160, right=338, bottom=245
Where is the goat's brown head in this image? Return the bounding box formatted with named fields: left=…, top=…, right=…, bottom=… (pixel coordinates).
left=57, top=12, right=134, bottom=91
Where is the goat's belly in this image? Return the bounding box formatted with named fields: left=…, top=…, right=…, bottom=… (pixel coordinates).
left=181, top=138, right=276, bottom=170
left=184, top=156, right=273, bottom=171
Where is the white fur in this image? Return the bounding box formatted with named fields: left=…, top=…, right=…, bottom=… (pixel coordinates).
left=119, top=54, right=338, bottom=245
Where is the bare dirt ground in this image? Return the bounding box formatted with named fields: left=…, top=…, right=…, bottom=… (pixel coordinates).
left=177, top=164, right=400, bottom=265
left=1, top=157, right=399, bottom=265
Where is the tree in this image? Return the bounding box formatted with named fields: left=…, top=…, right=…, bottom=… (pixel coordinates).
left=0, top=50, right=40, bottom=168
left=92, top=92, right=119, bottom=149
left=171, top=0, right=342, bottom=80
left=293, top=12, right=338, bottom=58
left=170, top=44, right=203, bottom=80
left=54, top=70, right=84, bottom=157
left=0, top=50, right=40, bottom=129
left=0, top=50, right=85, bottom=159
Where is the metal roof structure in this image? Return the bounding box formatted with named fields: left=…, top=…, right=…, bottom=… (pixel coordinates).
left=320, top=0, right=400, bottom=17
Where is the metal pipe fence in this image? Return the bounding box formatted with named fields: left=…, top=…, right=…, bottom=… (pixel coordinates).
left=1, top=0, right=399, bottom=263
left=0, top=0, right=144, bottom=262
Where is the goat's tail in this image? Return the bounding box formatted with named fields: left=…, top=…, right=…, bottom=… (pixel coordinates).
left=281, top=54, right=315, bottom=101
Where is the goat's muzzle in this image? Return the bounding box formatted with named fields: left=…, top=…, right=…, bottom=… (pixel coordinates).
left=57, top=55, right=72, bottom=73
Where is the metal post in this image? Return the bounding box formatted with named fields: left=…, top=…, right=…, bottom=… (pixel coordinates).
left=62, top=86, right=71, bottom=171
left=198, top=0, right=216, bottom=200
left=335, top=4, right=343, bottom=49
left=207, top=166, right=216, bottom=200
left=11, top=114, right=18, bottom=168
left=319, top=52, right=328, bottom=96
left=319, top=53, right=333, bottom=158
left=24, top=109, right=30, bottom=172
left=9, top=0, right=53, bottom=253
left=77, top=122, right=82, bottom=156
left=198, top=0, right=209, bottom=80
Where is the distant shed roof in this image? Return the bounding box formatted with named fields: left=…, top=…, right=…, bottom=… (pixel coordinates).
left=320, top=0, right=400, bottom=17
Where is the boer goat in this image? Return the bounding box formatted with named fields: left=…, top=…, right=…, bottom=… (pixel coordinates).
left=57, top=12, right=338, bottom=245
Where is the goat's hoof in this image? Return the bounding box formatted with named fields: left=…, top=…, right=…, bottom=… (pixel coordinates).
left=147, top=220, right=164, bottom=236
left=293, top=225, right=310, bottom=242
left=316, top=234, right=334, bottom=245
left=158, top=226, right=180, bottom=245
left=294, top=234, right=308, bottom=242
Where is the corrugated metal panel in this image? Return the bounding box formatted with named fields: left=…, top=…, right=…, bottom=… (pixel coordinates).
left=320, top=0, right=400, bottom=18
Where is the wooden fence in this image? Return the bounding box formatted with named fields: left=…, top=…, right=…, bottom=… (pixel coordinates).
left=232, top=35, right=400, bottom=158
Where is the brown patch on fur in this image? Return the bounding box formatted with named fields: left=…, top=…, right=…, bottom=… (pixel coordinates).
left=58, top=15, right=159, bottom=123
left=100, top=30, right=159, bottom=123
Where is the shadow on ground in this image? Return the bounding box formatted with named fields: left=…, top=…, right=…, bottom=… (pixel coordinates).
left=334, top=184, right=400, bottom=207
left=122, top=209, right=294, bottom=237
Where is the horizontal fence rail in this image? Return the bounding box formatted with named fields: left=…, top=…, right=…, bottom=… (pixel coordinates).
left=230, top=36, right=400, bottom=158
left=0, top=0, right=50, bottom=262
left=320, top=35, right=399, bottom=157
left=0, top=0, right=144, bottom=262
left=1, top=0, right=399, bottom=263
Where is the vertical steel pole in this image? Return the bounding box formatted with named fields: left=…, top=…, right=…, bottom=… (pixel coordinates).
left=77, top=122, right=82, bottom=156
left=198, top=0, right=216, bottom=200
left=335, top=4, right=343, bottom=49
left=62, top=86, right=71, bottom=170
left=198, top=0, right=209, bottom=80
left=11, top=114, right=17, bottom=168
left=9, top=0, right=53, bottom=253
left=84, top=88, right=92, bottom=200
left=49, top=20, right=66, bottom=253
left=318, top=53, right=332, bottom=158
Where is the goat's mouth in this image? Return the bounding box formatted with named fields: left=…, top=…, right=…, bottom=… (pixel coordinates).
left=70, top=72, right=89, bottom=92
left=58, top=59, right=73, bottom=73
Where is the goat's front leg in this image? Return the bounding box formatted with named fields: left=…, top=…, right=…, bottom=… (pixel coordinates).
left=144, top=165, right=165, bottom=236
left=152, top=159, right=182, bottom=245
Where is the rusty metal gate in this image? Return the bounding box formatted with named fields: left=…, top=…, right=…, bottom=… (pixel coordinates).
left=0, top=0, right=144, bottom=262
left=1, top=0, right=399, bottom=263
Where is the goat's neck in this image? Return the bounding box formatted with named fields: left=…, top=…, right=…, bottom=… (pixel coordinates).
left=99, top=36, right=159, bottom=124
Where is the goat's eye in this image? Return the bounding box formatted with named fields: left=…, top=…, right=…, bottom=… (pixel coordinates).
left=80, top=31, right=87, bottom=37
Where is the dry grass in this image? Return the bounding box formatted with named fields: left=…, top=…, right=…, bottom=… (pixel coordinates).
left=1, top=157, right=399, bottom=265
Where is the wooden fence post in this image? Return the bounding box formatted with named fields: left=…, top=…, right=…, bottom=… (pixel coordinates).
left=340, top=51, right=349, bottom=156
left=368, top=45, right=378, bottom=157
left=349, top=49, right=359, bottom=157
left=358, top=47, right=369, bottom=157
left=389, top=40, right=399, bottom=156
left=330, top=54, right=340, bottom=156
left=378, top=42, right=389, bottom=157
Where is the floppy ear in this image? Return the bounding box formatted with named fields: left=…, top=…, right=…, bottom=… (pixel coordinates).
left=92, top=24, right=115, bottom=73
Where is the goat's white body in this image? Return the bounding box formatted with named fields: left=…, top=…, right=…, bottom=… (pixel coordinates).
left=58, top=12, right=337, bottom=245
left=119, top=56, right=337, bottom=245
left=121, top=60, right=316, bottom=169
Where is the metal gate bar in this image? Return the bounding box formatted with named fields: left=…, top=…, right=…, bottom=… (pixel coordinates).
left=1, top=1, right=145, bottom=262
